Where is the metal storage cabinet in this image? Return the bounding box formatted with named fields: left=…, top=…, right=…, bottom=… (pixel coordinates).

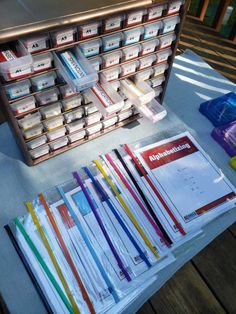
left=0, top=0, right=189, bottom=166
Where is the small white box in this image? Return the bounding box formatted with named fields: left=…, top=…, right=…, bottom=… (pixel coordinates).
left=36, top=87, right=59, bottom=106
left=122, top=44, right=141, bottom=61
left=47, top=126, right=66, bottom=141
left=118, top=109, right=133, bottom=121
left=23, top=123, right=44, bottom=139
left=102, top=51, right=122, bottom=68
left=86, top=122, right=102, bottom=135
left=27, top=135, right=47, bottom=150
left=123, top=27, right=143, bottom=46
left=125, top=10, right=146, bottom=27
left=162, top=16, right=180, bottom=34
left=156, top=48, right=172, bottom=63
left=31, top=72, right=57, bottom=91
left=111, top=80, right=120, bottom=92
left=30, top=145, right=49, bottom=159
left=78, top=22, right=100, bottom=39
left=79, top=39, right=102, bottom=57
left=134, top=68, right=153, bottom=83
left=18, top=112, right=42, bottom=130
left=40, top=102, right=61, bottom=119
left=100, top=67, right=121, bottom=82
left=85, top=103, right=98, bottom=115
left=68, top=130, right=86, bottom=143
left=139, top=55, right=156, bottom=70
left=21, top=34, right=49, bottom=54
left=66, top=120, right=84, bottom=133
left=120, top=61, right=139, bottom=77
left=90, top=57, right=102, bottom=71
left=167, top=1, right=183, bottom=15
left=59, top=85, right=77, bottom=98
left=85, top=111, right=102, bottom=125
left=141, top=39, right=159, bottom=56
left=103, top=15, right=123, bottom=33
left=143, top=21, right=163, bottom=40
left=51, top=28, right=76, bottom=47
left=10, top=96, right=36, bottom=115
left=136, top=98, right=167, bottom=123
left=149, top=75, right=165, bottom=87
left=64, top=107, right=84, bottom=123
left=103, top=116, right=118, bottom=128
left=50, top=137, right=68, bottom=151
left=102, top=33, right=123, bottom=52
left=62, top=95, right=82, bottom=111
left=44, top=116, right=64, bottom=131
left=159, top=34, right=176, bottom=49
left=147, top=4, right=167, bottom=21
left=121, top=99, right=133, bottom=111
left=4, top=79, right=31, bottom=100
left=33, top=52, right=53, bottom=73
left=153, top=63, right=168, bottom=76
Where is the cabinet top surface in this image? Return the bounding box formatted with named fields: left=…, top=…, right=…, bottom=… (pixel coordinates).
left=0, top=0, right=161, bottom=43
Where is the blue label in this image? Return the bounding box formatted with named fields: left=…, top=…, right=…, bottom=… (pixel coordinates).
left=72, top=191, right=92, bottom=216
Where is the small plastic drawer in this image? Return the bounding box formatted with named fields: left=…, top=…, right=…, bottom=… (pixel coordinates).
left=102, top=51, right=122, bottom=69
left=162, top=16, right=180, bottom=34
left=0, top=42, right=33, bottom=81
left=147, top=4, right=167, bottom=21
left=59, top=84, right=77, bottom=98
left=79, top=39, right=102, bottom=57
left=167, top=0, right=183, bottom=15
left=159, top=34, right=176, bottom=49
left=66, top=120, right=84, bottom=133
left=68, top=130, right=86, bottom=143
left=153, top=62, right=168, bottom=76
left=118, top=109, right=133, bottom=121
left=120, top=79, right=155, bottom=106
left=100, top=66, right=121, bottom=82
left=154, top=86, right=163, bottom=97
left=27, top=135, right=47, bottom=150
left=83, top=91, right=92, bottom=105
left=62, top=95, right=82, bottom=111
left=50, top=137, right=68, bottom=151
left=85, top=111, right=103, bottom=125
left=86, top=82, right=124, bottom=117
left=111, top=80, right=120, bottom=92
left=123, top=27, right=143, bottom=46
left=78, top=22, right=100, bottom=40
left=124, top=9, right=146, bottom=27
left=64, top=107, right=84, bottom=123
left=31, top=72, right=57, bottom=91
left=120, top=61, right=139, bottom=77
left=85, top=103, right=98, bottom=115
left=36, top=87, right=59, bottom=106
left=122, top=44, right=141, bottom=61
left=134, top=68, right=153, bottom=83
left=23, top=123, right=44, bottom=139
left=30, top=145, right=49, bottom=159
left=44, top=116, right=64, bottom=131
left=103, top=15, right=123, bottom=33
left=33, top=52, right=53, bottom=73
left=136, top=98, right=167, bottom=123
left=139, top=55, right=156, bottom=70
left=21, top=34, right=50, bottom=54
left=86, top=122, right=102, bottom=135
left=51, top=27, right=77, bottom=47
left=4, top=79, right=31, bottom=100
left=156, top=48, right=172, bottom=63
left=40, top=102, right=61, bottom=119
left=143, top=21, right=163, bottom=40
left=103, top=116, right=118, bottom=128
left=140, top=39, right=159, bottom=56
left=10, top=96, right=36, bottom=115
left=47, top=126, right=66, bottom=141
left=18, top=112, right=42, bottom=130
left=102, top=33, right=123, bottom=52
left=121, top=99, right=133, bottom=111
left=149, top=75, right=165, bottom=87
left=90, top=57, right=102, bottom=71
left=54, top=46, right=98, bottom=91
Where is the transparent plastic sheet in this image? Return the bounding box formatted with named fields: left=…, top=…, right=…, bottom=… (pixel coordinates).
left=126, top=131, right=236, bottom=234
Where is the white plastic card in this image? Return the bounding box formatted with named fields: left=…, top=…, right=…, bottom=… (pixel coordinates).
left=126, top=10, right=144, bottom=26
left=104, top=16, right=123, bottom=32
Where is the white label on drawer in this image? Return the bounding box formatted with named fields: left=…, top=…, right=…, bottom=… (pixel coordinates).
left=9, top=87, right=28, bottom=98
left=105, top=55, right=120, bottom=67
left=84, top=46, right=99, bottom=57
left=122, top=63, right=136, bottom=76
left=127, top=11, right=143, bottom=25
left=168, top=3, right=180, bottom=14
left=27, top=40, right=47, bottom=53
left=151, top=77, right=164, bottom=87
left=56, top=32, right=74, bottom=45
left=144, top=28, right=158, bottom=40
left=140, top=58, right=153, bottom=69
left=160, top=39, right=172, bottom=48
left=124, top=49, right=139, bottom=60
left=92, top=83, right=114, bottom=108
left=104, top=70, right=119, bottom=81
left=104, top=39, right=120, bottom=51
left=81, top=25, right=98, bottom=38
left=10, top=67, right=32, bottom=79
left=2, top=50, right=16, bottom=61
left=143, top=45, right=155, bottom=55
left=33, top=58, right=51, bottom=72
left=41, top=95, right=58, bottom=105
left=16, top=101, right=35, bottom=114
left=148, top=7, right=163, bottom=19
left=125, top=33, right=140, bottom=45
left=105, top=17, right=121, bottom=31
left=154, top=66, right=165, bottom=76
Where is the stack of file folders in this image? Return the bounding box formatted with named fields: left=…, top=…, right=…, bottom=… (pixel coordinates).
left=6, top=131, right=236, bottom=314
